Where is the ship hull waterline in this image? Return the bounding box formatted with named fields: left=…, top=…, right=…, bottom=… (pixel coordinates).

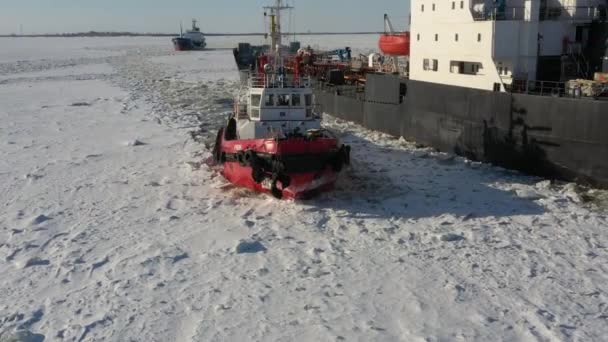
left=172, top=38, right=206, bottom=51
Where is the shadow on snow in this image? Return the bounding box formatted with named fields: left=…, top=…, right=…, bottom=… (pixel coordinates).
left=303, top=132, right=546, bottom=220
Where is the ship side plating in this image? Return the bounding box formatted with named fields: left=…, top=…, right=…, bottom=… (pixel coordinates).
left=317, top=74, right=608, bottom=187
left=315, top=0, right=608, bottom=187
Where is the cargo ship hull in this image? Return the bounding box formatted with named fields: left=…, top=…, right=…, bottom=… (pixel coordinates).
left=314, top=74, right=608, bottom=188
left=172, top=38, right=192, bottom=51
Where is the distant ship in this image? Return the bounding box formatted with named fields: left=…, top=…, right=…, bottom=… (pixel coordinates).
left=172, top=19, right=207, bottom=51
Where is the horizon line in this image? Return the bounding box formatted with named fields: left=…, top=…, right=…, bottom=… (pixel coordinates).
left=0, top=31, right=390, bottom=38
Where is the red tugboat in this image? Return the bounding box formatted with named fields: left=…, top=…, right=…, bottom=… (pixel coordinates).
left=212, top=0, right=350, bottom=199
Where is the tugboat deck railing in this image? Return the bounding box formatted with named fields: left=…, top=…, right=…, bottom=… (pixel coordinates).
left=248, top=74, right=312, bottom=89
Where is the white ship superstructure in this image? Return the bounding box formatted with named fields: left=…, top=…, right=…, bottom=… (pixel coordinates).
left=183, top=19, right=206, bottom=49
left=410, top=0, right=606, bottom=91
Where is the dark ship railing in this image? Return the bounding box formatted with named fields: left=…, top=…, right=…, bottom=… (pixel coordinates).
left=507, top=80, right=566, bottom=97
left=248, top=75, right=312, bottom=89
left=471, top=4, right=602, bottom=22
left=507, top=79, right=608, bottom=99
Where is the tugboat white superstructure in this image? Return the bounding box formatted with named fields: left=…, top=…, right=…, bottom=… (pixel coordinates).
left=212, top=0, right=350, bottom=199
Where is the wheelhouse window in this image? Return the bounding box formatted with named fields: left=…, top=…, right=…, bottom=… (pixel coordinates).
left=251, top=94, right=261, bottom=107
left=292, top=94, right=301, bottom=106
left=250, top=109, right=260, bottom=118
left=277, top=94, right=290, bottom=106
left=264, top=94, right=275, bottom=106
left=305, top=94, right=312, bottom=106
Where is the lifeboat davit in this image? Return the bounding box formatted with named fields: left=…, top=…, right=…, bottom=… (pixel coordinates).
left=379, top=33, right=410, bottom=56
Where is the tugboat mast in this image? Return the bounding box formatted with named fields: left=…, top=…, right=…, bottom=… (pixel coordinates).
left=264, top=0, right=293, bottom=66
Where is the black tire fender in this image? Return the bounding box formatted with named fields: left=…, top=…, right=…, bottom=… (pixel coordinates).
left=244, top=150, right=254, bottom=164
left=343, top=145, right=351, bottom=166
left=213, top=128, right=224, bottom=163
left=237, top=151, right=247, bottom=167
left=249, top=152, right=265, bottom=183
left=278, top=174, right=291, bottom=189
left=270, top=176, right=283, bottom=199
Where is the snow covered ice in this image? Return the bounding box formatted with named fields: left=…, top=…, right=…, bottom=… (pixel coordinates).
left=1, top=36, right=608, bottom=341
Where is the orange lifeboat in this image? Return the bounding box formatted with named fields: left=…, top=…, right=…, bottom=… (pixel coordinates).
left=379, top=32, right=410, bottom=56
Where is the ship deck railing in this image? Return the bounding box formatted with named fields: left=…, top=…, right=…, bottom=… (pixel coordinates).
left=248, top=74, right=312, bottom=89
left=507, top=80, right=566, bottom=97
left=507, top=79, right=608, bottom=99
left=539, top=6, right=603, bottom=22
left=472, top=6, right=529, bottom=21
left=471, top=4, right=604, bottom=22
left=316, top=82, right=366, bottom=101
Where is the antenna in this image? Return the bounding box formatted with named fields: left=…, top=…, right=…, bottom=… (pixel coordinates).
left=291, top=0, right=296, bottom=42
left=180, top=21, right=183, bottom=36
left=294, top=1, right=297, bottom=41
left=264, top=0, right=294, bottom=53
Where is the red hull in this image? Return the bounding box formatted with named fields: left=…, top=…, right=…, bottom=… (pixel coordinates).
left=213, top=129, right=349, bottom=199
left=379, top=33, right=410, bottom=56
left=222, top=162, right=338, bottom=199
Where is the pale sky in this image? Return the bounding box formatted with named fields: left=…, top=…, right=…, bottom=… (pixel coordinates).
left=0, top=0, right=411, bottom=35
